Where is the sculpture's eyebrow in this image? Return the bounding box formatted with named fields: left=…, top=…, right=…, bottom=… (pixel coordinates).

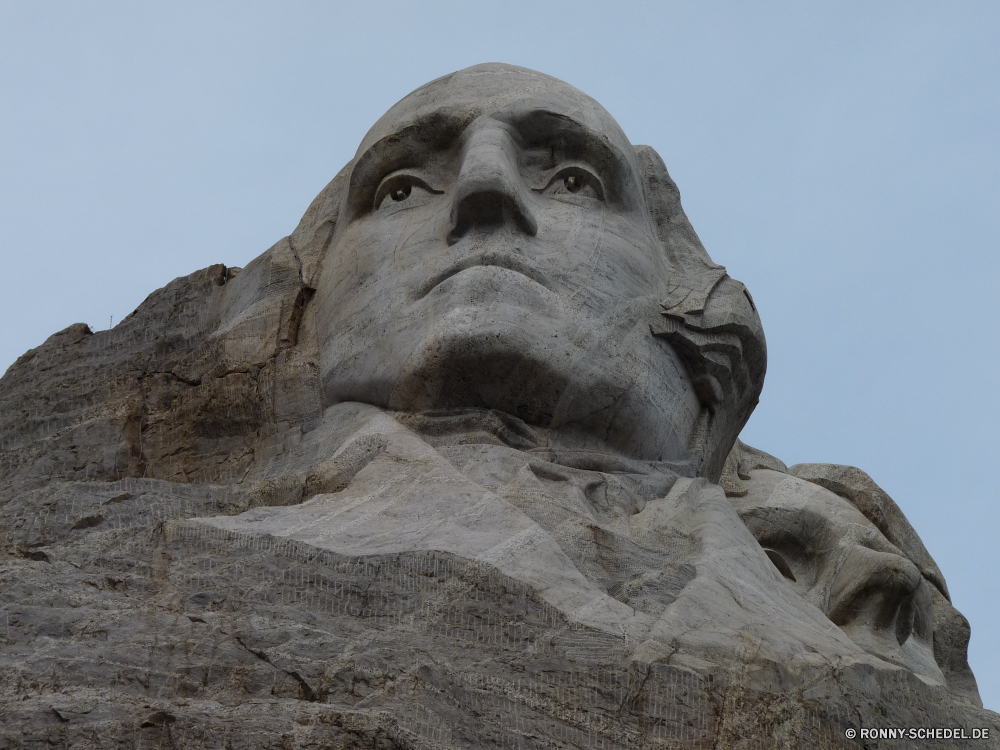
left=345, top=110, right=471, bottom=217
left=497, top=108, right=622, bottom=162
left=493, top=106, right=634, bottom=207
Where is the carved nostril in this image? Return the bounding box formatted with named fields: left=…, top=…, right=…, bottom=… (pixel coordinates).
left=894, top=589, right=918, bottom=646
left=457, top=192, right=505, bottom=228
left=447, top=190, right=538, bottom=245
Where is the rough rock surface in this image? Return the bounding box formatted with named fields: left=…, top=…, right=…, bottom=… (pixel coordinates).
left=1, top=63, right=997, bottom=748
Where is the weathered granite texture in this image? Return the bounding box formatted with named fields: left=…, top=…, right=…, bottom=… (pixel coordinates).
left=0, top=64, right=995, bottom=748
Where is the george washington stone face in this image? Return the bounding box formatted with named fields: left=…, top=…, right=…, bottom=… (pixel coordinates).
left=316, top=65, right=709, bottom=466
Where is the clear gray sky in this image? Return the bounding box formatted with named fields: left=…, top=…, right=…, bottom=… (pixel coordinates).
left=2, top=1, right=998, bottom=709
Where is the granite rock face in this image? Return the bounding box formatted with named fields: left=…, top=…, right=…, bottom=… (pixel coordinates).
left=1, top=64, right=996, bottom=748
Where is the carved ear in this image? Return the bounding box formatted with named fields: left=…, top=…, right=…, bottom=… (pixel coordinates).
left=289, top=161, right=353, bottom=289
left=634, top=145, right=719, bottom=277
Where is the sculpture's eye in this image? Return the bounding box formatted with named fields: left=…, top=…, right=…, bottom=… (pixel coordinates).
left=764, top=548, right=797, bottom=582
left=536, top=166, right=604, bottom=202
left=374, top=173, right=442, bottom=211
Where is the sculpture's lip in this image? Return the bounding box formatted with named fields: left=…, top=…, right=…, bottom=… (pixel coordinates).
left=419, top=253, right=553, bottom=298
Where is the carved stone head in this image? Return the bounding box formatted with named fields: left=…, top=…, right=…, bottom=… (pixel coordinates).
left=300, top=63, right=766, bottom=479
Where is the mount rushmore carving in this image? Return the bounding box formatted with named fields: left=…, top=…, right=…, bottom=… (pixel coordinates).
left=0, top=63, right=993, bottom=748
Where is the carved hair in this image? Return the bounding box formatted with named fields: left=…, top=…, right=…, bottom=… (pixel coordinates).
left=636, top=146, right=766, bottom=482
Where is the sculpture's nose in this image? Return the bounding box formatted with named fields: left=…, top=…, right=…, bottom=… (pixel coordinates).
left=826, top=545, right=923, bottom=642
left=447, top=125, right=538, bottom=245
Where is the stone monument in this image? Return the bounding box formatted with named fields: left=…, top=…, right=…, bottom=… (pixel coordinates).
left=0, top=64, right=995, bottom=748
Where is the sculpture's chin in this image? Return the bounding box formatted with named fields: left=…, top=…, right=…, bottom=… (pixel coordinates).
left=321, top=314, right=700, bottom=464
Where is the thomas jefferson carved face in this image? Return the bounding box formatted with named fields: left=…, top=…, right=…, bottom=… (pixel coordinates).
left=732, top=470, right=943, bottom=681
left=317, top=64, right=701, bottom=463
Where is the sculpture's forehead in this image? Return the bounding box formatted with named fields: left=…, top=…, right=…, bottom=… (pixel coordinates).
left=745, top=474, right=899, bottom=545
left=356, top=64, right=632, bottom=158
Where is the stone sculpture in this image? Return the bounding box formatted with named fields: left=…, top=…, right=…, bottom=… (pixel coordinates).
left=0, top=64, right=995, bottom=748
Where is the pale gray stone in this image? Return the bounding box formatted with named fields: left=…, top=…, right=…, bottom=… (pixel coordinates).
left=0, top=63, right=995, bottom=748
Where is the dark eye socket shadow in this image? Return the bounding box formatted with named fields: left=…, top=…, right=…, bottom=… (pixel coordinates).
left=741, top=505, right=837, bottom=560
left=346, top=111, right=472, bottom=218
left=495, top=108, right=628, bottom=201
left=346, top=104, right=634, bottom=218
